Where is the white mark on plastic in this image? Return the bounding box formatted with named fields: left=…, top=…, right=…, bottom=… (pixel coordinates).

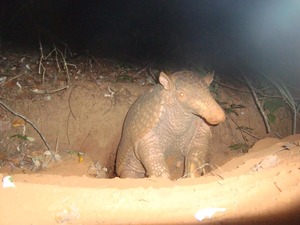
left=2, top=176, right=16, bottom=188
left=194, top=207, right=226, bottom=221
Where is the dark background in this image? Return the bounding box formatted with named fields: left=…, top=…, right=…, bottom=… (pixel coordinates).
left=1, top=0, right=300, bottom=84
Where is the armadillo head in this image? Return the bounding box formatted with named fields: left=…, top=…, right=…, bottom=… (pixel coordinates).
left=159, top=71, right=226, bottom=125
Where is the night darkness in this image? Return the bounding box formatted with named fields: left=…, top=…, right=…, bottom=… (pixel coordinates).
left=1, top=0, right=300, bottom=83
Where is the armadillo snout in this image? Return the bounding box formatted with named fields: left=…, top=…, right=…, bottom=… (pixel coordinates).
left=205, top=109, right=226, bottom=125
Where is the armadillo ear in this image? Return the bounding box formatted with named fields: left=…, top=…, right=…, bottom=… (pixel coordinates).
left=159, top=72, right=172, bottom=90
left=203, top=71, right=215, bottom=85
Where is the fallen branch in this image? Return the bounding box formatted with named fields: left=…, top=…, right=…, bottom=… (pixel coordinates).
left=0, top=100, right=57, bottom=162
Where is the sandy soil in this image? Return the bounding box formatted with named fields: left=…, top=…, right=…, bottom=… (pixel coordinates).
left=1, top=135, right=300, bottom=225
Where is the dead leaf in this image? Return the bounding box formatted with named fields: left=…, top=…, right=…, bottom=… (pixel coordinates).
left=12, top=118, right=26, bottom=127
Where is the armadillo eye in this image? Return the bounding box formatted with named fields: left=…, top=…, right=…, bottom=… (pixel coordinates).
left=178, top=91, right=186, bottom=101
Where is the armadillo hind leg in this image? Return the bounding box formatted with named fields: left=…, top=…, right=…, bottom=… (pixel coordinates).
left=116, top=153, right=146, bottom=178
left=116, top=146, right=147, bottom=178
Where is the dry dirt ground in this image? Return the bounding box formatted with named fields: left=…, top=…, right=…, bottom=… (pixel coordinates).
left=0, top=136, right=299, bottom=225
left=0, top=51, right=300, bottom=224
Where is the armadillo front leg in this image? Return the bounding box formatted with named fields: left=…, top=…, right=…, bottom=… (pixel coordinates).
left=141, top=151, right=170, bottom=178
left=137, top=136, right=171, bottom=179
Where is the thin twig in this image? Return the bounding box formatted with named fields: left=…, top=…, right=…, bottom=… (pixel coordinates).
left=216, top=81, right=251, bottom=93
left=216, top=80, right=284, bottom=99
left=80, top=129, right=91, bottom=151
left=38, top=36, right=71, bottom=89
left=32, top=86, right=68, bottom=94
left=55, top=137, right=59, bottom=153
left=268, top=79, right=297, bottom=134
left=178, top=163, right=212, bottom=180
left=0, top=100, right=57, bottom=162
left=227, top=114, right=250, bottom=144
left=57, top=46, right=70, bottom=86
left=38, top=37, right=46, bottom=85
left=239, top=126, right=260, bottom=140
left=242, top=74, right=271, bottom=133
left=4, top=73, right=26, bottom=84
left=66, top=86, right=78, bottom=144
left=133, top=66, right=148, bottom=78
left=91, top=55, right=105, bottom=69
left=53, top=43, right=62, bottom=76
